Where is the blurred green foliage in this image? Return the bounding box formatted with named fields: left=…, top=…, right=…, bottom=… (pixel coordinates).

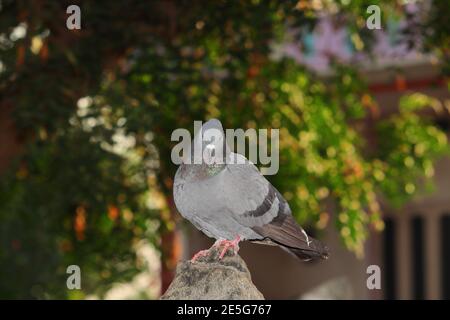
left=0, top=0, right=448, bottom=298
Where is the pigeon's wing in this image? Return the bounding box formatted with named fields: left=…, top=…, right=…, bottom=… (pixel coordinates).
left=224, top=153, right=329, bottom=261
left=251, top=212, right=329, bottom=260
left=223, top=153, right=283, bottom=227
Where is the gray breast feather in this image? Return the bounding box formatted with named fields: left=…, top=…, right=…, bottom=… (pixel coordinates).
left=173, top=163, right=264, bottom=240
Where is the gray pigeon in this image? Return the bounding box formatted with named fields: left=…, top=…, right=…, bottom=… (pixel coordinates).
left=173, top=119, right=329, bottom=262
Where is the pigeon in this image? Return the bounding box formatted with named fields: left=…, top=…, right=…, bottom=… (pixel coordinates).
left=173, top=119, right=329, bottom=262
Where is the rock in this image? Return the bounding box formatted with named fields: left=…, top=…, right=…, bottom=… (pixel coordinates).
left=161, top=245, right=264, bottom=300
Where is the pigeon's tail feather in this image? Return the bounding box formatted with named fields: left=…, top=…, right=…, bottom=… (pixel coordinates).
left=282, top=238, right=329, bottom=261
left=251, top=214, right=329, bottom=261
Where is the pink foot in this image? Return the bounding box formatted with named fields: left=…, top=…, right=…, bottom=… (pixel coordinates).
left=190, top=249, right=210, bottom=262
left=190, top=239, right=223, bottom=262
left=218, top=236, right=241, bottom=259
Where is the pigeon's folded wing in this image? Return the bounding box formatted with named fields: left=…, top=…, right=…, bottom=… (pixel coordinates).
left=223, top=153, right=286, bottom=227
left=251, top=213, right=329, bottom=260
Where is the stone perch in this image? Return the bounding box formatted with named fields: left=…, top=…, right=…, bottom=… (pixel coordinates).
left=161, top=246, right=264, bottom=300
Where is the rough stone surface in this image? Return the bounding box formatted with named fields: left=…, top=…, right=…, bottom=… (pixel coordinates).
left=161, top=246, right=264, bottom=300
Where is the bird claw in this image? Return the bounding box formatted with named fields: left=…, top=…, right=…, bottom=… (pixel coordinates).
left=217, top=236, right=240, bottom=259
left=190, top=249, right=210, bottom=263
left=190, top=236, right=241, bottom=262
